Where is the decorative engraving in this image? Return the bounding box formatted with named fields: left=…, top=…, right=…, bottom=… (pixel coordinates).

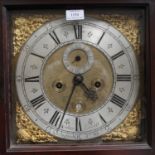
left=64, top=119, right=70, bottom=126
left=44, top=108, right=49, bottom=114
left=118, top=64, right=125, bottom=69
left=63, top=31, right=69, bottom=38
left=30, top=64, right=38, bottom=70
left=88, top=118, right=93, bottom=125
left=31, top=88, right=38, bottom=94
left=43, top=43, right=49, bottom=49
left=107, top=43, right=113, bottom=49
left=119, top=87, right=125, bottom=93
left=107, top=107, right=114, bottom=113
left=88, top=31, right=93, bottom=38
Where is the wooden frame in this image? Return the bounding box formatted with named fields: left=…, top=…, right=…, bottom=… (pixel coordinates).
left=0, top=0, right=155, bottom=154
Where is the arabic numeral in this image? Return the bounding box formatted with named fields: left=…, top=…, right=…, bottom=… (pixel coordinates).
left=71, top=12, right=79, bottom=17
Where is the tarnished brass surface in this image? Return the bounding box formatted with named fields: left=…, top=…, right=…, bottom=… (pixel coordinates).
left=43, top=45, right=113, bottom=114
left=12, top=12, right=143, bottom=143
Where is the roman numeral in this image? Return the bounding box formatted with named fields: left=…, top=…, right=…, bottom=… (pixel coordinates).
left=74, top=25, right=82, bottom=39
left=49, top=31, right=60, bottom=44
left=97, top=32, right=105, bottom=45
left=31, top=53, right=45, bottom=59
left=75, top=117, right=82, bottom=131
left=99, top=113, right=106, bottom=123
left=30, top=95, right=45, bottom=109
left=25, top=76, right=39, bottom=82
left=111, top=50, right=124, bottom=60
left=111, top=94, right=126, bottom=108
left=117, top=75, right=131, bottom=81
left=49, top=111, right=61, bottom=127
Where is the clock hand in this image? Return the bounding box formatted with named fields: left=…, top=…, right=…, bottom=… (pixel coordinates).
left=73, top=74, right=98, bottom=100
left=58, top=83, right=76, bottom=129
left=74, top=74, right=98, bottom=100
left=58, top=75, right=83, bottom=129
left=80, top=82, right=98, bottom=101
left=72, top=55, right=81, bottom=63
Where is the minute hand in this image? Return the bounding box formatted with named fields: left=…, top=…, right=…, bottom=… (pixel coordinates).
left=58, top=83, right=76, bottom=129
left=58, top=75, right=83, bottom=129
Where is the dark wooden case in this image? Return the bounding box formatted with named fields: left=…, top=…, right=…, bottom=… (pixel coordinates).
left=0, top=0, right=155, bottom=155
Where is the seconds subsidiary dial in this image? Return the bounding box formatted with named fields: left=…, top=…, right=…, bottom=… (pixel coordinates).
left=16, top=18, right=139, bottom=140
left=63, top=43, right=94, bottom=74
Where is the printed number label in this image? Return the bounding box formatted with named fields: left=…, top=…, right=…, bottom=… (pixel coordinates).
left=66, top=10, right=85, bottom=21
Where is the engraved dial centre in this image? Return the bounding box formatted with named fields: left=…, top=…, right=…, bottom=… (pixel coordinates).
left=42, top=43, right=113, bottom=115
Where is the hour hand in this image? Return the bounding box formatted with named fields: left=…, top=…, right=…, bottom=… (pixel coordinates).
left=72, top=74, right=98, bottom=101
left=80, top=82, right=98, bottom=101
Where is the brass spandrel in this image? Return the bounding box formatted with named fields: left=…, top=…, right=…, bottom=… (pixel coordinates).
left=16, top=103, right=57, bottom=143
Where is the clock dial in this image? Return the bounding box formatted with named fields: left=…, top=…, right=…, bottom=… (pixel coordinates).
left=16, top=18, right=139, bottom=140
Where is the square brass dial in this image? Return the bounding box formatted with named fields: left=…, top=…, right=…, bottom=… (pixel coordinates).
left=11, top=10, right=144, bottom=143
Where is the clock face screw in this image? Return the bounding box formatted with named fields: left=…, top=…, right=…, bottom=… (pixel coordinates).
left=92, top=79, right=104, bottom=90
left=95, top=81, right=101, bottom=88
left=53, top=80, right=65, bottom=92
left=56, top=82, right=63, bottom=89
